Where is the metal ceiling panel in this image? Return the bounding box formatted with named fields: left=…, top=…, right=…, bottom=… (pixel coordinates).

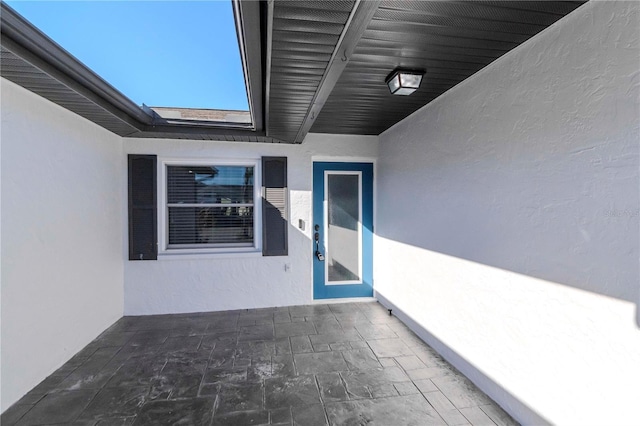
left=310, top=1, right=587, bottom=135
left=266, top=0, right=356, bottom=142
left=1, top=47, right=140, bottom=136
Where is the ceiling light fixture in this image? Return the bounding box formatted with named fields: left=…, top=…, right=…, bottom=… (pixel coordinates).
left=385, top=69, right=425, bottom=96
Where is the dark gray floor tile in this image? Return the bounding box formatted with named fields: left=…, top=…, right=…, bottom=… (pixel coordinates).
left=395, top=355, right=426, bottom=371
left=274, top=311, right=292, bottom=324
left=238, top=313, right=274, bottom=327
left=1, top=404, right=32, bottom=425
left=17, top=390, right=97, bottom=425
left=328, top=342, right=350, bottom=351
left=414, top=378, right=439, bottom=393
left=161, top=335, right=202, bottom=353
left=270, top=407, right=292, bottom=425
left=407, top=366, right=455, bottom=381
left=127, top=330, right=168, bottom=346
left=199, top=383, right=220, bottom=397
left=94, top=331, right=136, bottom=348
left=272, top=354, right=296, bottom=377
left=8, top=303, right=515, bottom=426
left=247, top=359, right=273, bottom=382
left=431, top=375, right=494, bottom=409
left=205, top=318, right=239, bottom=333
left=328, top=303, right=361, bottom=314
left=265, top=376, right=321, bottom=409
left=151, top=370, right=202, bottom=400
left=479, top=404, right=518, bottom=426
left=238, top=324, right=274, bottom=342
left=354, top=323, right=398, bottom=340
left=208, top=347, right=236, bottom=369
left=341, top=348, right=382, bottom=371
left=379, top=358, right=397, bottom=367
left=216, top=383, right=263, bottom=414
left=396, top=330, right=429, bottom=348
left=132, top=398, right=214, bottom=425
left=234, top=357, right=252, bottom=367
left=395, top=381, right=420, bottom=396
left=200, top=331, right=237, bottom=350
left=424, top=390, right=458, bottom=413
left=212, top=409, right=270, bottom=426
left=412, top=346, right=450, bottom=368
left=367, top=338, right=414, bottom=358
left=334, top=311, right=369, bottom=325
left=310, top=331, right=361, bottom=346
left=79, top=386, right=148, bottom=421
left=95, top=416, right=136, bottom=425
left=316, top=373, right=349, bottom=402
left=289, top=304, right=332, bottom=318
left=236, top=341, right=276, bottom=359
left=294, top=351, right=348, bottom=375
left=57, top=347, right=123, bottom=391
left=167, top=323, right=208, bottom=337
left=341, top=366, right=410, bottom=395
left=460, top=406, right=496, bottom=426
left=325, top=394, right=446, bottom=426
left=105, top=355, right=166, bottom=388
left=438, top=409, right=473, bottom=426
left=275, top=338, right=292, bottom=355
left=275, top=321, right=316, bottom=338
left=290, top=336, right=314, bottom=354
left=348, top=340, right=369, bottom=349
left=369, top=383, right=398, bottom=398
left=204, top=366, right=248, bottom=384
left=312, top=343, right=331, bottom=352
left=292, top=404, right=328, bottom=426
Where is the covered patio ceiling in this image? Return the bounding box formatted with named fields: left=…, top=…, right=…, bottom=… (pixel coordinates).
left=1, top=0, right=586, bottom=143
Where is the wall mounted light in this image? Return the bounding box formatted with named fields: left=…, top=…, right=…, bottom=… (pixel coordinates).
left=385, top=69, right=425, bottom=95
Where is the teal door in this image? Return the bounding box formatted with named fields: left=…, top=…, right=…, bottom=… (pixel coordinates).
left=313, top=162, right=373, bottom=299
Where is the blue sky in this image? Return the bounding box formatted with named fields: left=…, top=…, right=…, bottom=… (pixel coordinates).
left=6, top=1, right=249, bottom=110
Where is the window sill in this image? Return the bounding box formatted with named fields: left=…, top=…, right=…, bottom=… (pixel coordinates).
left=157, top=250, right=263, bottom=261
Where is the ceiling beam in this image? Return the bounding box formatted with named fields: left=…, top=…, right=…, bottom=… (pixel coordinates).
left=293, top=0, right=381, bottom=143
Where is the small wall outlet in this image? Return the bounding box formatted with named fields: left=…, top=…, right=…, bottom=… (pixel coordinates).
left=298, top=219, right=306, bottom=231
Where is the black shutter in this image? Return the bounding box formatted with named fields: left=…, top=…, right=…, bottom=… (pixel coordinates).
left=262, top=157, right=288, bottom=256
left=128, top=154, right=157, bottom=260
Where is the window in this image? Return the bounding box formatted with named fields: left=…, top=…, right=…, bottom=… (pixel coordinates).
left=160, top=160, right=260, bottom=254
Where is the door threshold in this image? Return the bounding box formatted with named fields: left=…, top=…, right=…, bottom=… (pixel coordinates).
left=311, top=297, right=377, bottom=305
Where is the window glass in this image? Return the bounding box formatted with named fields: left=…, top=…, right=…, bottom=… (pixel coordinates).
left=166, top=165, right=254, bottom=248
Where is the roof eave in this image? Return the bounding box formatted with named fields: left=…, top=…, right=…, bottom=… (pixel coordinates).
left=0, top=1, right=269, bottom=140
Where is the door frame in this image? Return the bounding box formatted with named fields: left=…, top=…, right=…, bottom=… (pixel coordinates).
left=310, top=157, right=376, bottom=302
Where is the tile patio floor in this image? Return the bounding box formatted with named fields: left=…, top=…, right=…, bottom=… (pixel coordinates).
left=2, top=302, right=518, bottom=425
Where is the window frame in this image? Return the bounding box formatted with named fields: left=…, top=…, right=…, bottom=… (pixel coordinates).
left=158, top=157, right=262, bottom=256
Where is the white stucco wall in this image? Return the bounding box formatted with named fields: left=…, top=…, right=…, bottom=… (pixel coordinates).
left=123, top=133, right=378, bottom=315
left=1, top=78, right=125, bottom=411
left=375, top=2, right=639, bottom=425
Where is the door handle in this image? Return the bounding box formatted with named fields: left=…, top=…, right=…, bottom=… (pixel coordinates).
left=314, top=230, right=324, bottom=261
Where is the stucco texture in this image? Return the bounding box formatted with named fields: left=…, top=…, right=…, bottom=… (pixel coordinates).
left=1, top=78, right=125, bottom=411
left=123, top=133, right=378, bottom=315
left=375, top=1, right=639, bottom=425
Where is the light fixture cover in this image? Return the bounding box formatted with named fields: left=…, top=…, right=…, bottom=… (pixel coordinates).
left=385, top=69, right=424, bottom=95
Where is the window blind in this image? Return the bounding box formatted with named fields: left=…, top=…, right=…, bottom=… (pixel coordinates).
left=166, top=165, right=254, bottom=247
